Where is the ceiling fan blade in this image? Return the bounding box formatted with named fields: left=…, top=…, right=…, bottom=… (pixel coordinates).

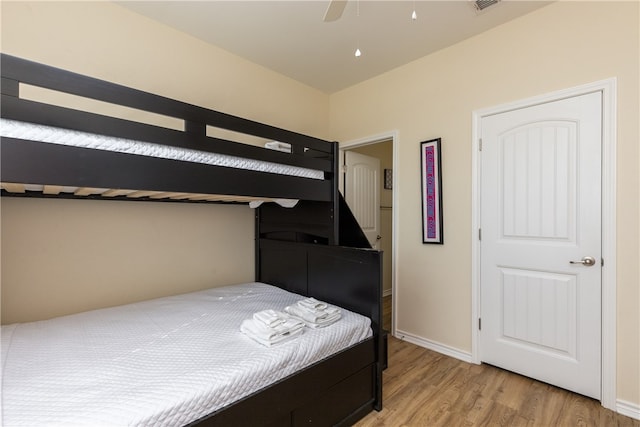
left=323, top=0, right=347, bottom=22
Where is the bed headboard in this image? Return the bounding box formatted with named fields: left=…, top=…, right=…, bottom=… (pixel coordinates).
left=257, top=238, right=382, bottom=334
left=257, top=237, right=384, bottom=408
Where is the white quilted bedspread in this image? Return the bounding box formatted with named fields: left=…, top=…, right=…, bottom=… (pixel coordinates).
left=1, top=283, right=372, bottom=427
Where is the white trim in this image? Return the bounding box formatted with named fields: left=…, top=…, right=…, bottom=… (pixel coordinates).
left=599, top=78, right=617, bottom=411
left=471, top=112, right=482, bottom=366
left=471, top=78, right=617, bottom=409
left=395, top=329, right=474, bottom=364
left=340, top=131, right=399, bottom=336
left=617, top=399, right=640, bottom=421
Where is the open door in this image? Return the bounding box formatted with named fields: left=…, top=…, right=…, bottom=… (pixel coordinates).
left=344, top=151, right=380, bottom=249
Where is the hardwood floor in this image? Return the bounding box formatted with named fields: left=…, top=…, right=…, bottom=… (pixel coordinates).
left=357, top=336, right=639, bottom=427
left=382, top=295, right=392, bottom=332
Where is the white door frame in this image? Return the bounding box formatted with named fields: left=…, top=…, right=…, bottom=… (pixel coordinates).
left=340, top=131, right=399, bottom=336
left=471, top=78, right=617, bottom=410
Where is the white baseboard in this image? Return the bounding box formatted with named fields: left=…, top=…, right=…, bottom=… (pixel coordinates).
left=383, top=289, right=392, bottom=297
left=617, top=399, right=640, bottom=420
left=394, top=329, right=474, bottom=364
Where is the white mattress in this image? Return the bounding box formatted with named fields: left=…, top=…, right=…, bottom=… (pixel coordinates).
left=0, top=119, right=324, bottom=180
left=1, top=282, right=372, bottom=427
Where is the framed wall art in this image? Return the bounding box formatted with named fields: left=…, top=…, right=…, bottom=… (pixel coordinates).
left=420, top=138, right=443, bottom=244
left=384, top=168, right=393, bottom=190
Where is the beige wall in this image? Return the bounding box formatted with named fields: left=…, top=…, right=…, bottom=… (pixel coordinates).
left=1, top=198, right=255, bottom=323
left=0, top=1, right=330, bottom=322
left=0, top=2, right=330, bottom=139
left=329, top=1, right=639, bottom=406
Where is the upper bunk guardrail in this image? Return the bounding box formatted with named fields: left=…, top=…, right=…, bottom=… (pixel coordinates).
left=0, top=54, right=335, bottom=174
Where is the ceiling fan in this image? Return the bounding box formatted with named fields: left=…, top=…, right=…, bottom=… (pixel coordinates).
left=323, top=0, right=348, bottom=22
left=323, top=0, right=502, bottom=22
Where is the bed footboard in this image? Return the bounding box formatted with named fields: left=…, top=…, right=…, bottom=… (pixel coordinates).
left=189, top=338, right=376, bottom=427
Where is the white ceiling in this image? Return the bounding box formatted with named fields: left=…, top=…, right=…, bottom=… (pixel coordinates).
left=116, top=1, right=551, bottom=94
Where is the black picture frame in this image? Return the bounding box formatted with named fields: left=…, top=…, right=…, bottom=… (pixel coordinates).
left=384, top=169, right=393, bottom=190
left=420, top=138, right=443, bottom=244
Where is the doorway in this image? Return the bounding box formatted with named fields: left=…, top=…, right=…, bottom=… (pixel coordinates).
left=341, top=132, right=397, bottom=334
left=472, top=79, right=617, bottom=408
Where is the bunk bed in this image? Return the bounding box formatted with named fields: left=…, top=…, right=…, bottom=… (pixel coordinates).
left=0, top=54, right=383, bottom=427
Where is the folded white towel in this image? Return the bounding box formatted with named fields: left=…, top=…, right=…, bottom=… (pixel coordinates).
left=253, top=309, right=288, bottom=327
left=284, top=302, right=342, bottom=328
left=303, top=314, right=341, bottom=329
left=298, top=297, right=328, bottom=311
left=240, top=316, right=304, bottom=347
left=285, top=304, right=328, bottom=323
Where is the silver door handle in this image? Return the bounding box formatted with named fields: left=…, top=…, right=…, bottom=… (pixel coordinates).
left=570, top=256, right=596, bottom=266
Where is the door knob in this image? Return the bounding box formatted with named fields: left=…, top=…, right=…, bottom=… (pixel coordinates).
left=570, top=256, right=596, bottom=267
left=376, top=235, right=382, bottom=241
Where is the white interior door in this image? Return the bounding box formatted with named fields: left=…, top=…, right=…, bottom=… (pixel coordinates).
left=344, top=150, right=380, bottom=248
left=480, top=91, right=602, bottom=399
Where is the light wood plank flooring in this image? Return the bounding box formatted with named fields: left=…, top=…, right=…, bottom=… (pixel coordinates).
left=383, top=295, right=392, bottom=332
left=356, top=336, right=639, bottom=427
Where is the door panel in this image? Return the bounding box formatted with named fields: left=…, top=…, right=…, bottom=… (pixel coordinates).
left=500, top=122, right=575, bottom=241
left=500, top=268, right=577, bottom=358
left=480, top=91, right=602, bottom=399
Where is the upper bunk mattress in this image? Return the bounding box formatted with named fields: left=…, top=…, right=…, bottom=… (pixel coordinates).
left=1, top=282, right=372, bottom=427
left=0, top=119, right=324, bottom=180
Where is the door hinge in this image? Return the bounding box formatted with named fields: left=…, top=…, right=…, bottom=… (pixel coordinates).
left=478, top=228, right=482, bottom=240
left=478, top=318, right=482, bottom=330
left=479, top=138, right=483, bottom=151
left=601, top=258, right=604, bottom=267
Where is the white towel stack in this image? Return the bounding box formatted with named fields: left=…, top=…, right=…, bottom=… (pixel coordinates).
left=284, top=297, right=342, bottom=328
left=240, top=309, right=304, bottom=347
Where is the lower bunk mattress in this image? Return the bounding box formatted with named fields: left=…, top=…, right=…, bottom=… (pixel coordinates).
left=1, top=282, right=372, bottom=426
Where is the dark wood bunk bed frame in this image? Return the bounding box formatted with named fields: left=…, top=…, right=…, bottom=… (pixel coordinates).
left=0, top=54, right=383, bottom=427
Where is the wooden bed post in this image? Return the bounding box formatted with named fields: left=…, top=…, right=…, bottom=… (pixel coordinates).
left=330, top=141, right=340, bottom=246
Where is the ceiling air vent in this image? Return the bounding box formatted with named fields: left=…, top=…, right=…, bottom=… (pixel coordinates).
left=473, top=0, right=500, bottom=12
